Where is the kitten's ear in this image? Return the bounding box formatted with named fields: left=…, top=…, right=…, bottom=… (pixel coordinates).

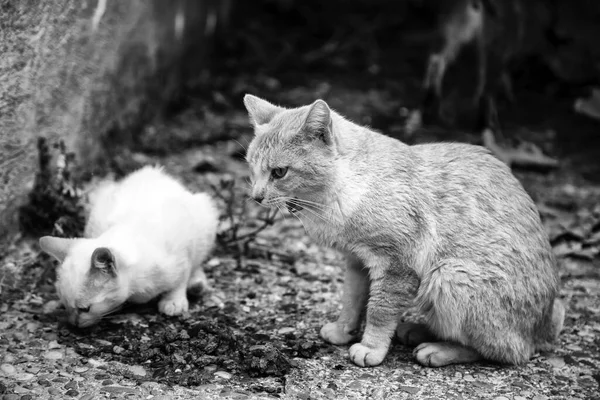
left=243, top=94, right=284, bottom=127
left=301, top=99, right=333, bottom=145
left=91, top=247, right=117, bottom=276
left=39, top=236, right=77, bottom=262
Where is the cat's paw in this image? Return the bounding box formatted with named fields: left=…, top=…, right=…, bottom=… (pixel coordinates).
left=320, top=322, right=357, bottom=345
left=413, top=342, right=480, bottom=367
left=348, top=343, right=387, bottom=367
left=158, top=296, right=189, bottom=316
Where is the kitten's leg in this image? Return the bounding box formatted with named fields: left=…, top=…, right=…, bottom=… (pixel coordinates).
left=159, top=263, right=191, bottom=316
left=158, top=284, right=189, bottom=316
left=188, top=267, right=224, bottom=309
left=349, top=266, right=420, bottom=367
left=396, top=322, right=436, bottom=347
left=414, top=342, right=481, bottom=367
left=320, top=255, right=369, bottom=345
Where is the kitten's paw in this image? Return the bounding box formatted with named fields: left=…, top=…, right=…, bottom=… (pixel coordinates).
left=158, top=296, right=189, bottom=316
left=320, top=322, right=357, bottom=345
left=414, top=342, right=480, bottom=367
left=348, top=343, right=387, bottom=367
left=396, top=322, right=434, bottom=347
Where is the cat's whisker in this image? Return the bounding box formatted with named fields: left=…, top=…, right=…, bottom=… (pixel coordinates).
left=287, top=199, right=334, bottom=224
left=290, top=198, right=335, bottom=210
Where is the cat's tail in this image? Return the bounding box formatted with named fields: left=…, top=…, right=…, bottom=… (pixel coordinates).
left=535, top=297, right=565, bottom=352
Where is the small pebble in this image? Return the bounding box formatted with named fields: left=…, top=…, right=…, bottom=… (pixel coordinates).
left=128, top=365, right=146, bottom=377
left=37, top=379, right=51, bottom=387
left=532, top=396, right=548, bottom=400
left=11, top=387, right=28, bottom=394
left=43, top=351, right=63, bottom=360
left=493, top=397, right=510, bottom=400
left=87, top=359, right=104, bottom=368
left=73, top=367, right=89, bottom=374
left=12, top=332, right=26, bottom=342
left=2, top=394, right=20, bottom=400
left=47, top=340, right=61, bottom=350
left=65, top=389, right=79, bottom=397
left=464, top=375, right=475, bottom=382
left=278, top=327, right=295, bottom=335
left=20, top=395, right=33, bottom=400
left=112, top=346, right=125, bottom=354
left=64, top=380, right=78, bottom=390
left=79, top=394, right=94, bottom=400
left=0, top=364, right=16, bottom=376
left=214, top=371, right=232, bottom=380
left=514, top=397, right=527, bottom=400
left=15, top=373, right=34, bottom=382
left=3, top=354, right=15, bottom=363
left=43, top=300, right=61, bottom=314
left=48, top=388, right=61, bottom=396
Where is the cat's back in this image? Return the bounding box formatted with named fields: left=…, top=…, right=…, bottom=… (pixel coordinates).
left=85, top=166, right=190, bottom=237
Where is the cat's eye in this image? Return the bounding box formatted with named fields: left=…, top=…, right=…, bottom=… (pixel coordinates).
left=271, top=167, right=288, bottom=179
left=78, top=306, right=90, bottom=313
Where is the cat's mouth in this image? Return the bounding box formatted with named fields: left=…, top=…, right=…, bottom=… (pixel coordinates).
left=285, top=200, right=303, bottom=214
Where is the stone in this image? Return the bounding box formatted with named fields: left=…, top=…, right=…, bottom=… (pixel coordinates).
left=43, top=351, right=63, bottom=360
left=399, top=386, right=420, bottom=395
left=214, top=371, right=232, bottom=379
left=43, top=300, right=61, bottom=314
left=79, top=394, right=95, bottom=400
left=47, top=388, right=61, bottom=396
left=0, top=364, right=16, bottom=376
left=65, top=389, right=79, bottom=397
left=128, top=365, right=146, bottom=377
left=14, top=373, right=34, bottom=382
left=277, top=327, right=295, bottom=335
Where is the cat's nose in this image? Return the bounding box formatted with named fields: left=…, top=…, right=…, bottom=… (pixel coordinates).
left=253, top=196, right=264, bottom=204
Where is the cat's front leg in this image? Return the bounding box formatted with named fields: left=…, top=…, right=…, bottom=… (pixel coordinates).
left=349, top=266, right=420, bottom=367
left=320, top=254, right=369, bottom=345
left=158, top=264, right=191, bottom=316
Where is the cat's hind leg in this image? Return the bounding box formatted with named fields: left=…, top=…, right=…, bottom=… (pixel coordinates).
left=321, top=254, right=369, bottom=345
left=187, top=266, right=224, bottom=309
left=420, top=258, right=538, bottom=366
left=414, top=342, right=481, bottom=367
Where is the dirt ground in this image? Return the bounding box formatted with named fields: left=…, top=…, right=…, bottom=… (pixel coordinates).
left=2, top=1, right=600, bottom=399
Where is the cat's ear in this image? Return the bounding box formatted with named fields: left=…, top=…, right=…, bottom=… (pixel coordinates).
left=243, top=94, right=284, bottom=127
left=91, top=247, right=117, bottom=276
left=39, top=236, right=77, bottom=262
left=301, top=99, right=333, bottom=145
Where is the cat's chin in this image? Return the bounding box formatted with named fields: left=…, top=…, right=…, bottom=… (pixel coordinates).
left=286, top=201, right=303, bottom=214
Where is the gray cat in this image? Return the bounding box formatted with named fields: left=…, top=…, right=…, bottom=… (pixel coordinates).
left=243, top=94, right=564, bottom=367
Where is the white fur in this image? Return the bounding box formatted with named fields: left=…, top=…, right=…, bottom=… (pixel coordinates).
left=39, top=166, right=219, bottom=327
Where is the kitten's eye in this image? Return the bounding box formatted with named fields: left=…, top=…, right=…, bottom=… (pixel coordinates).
left=271, top=167, right=288, bottom=179
left=78, top=306, right=90, bottom=313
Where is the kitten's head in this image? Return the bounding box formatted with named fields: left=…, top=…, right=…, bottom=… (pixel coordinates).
left=243, top=94, right=338, bottom=212
left=39, top=236, right=128, bottom=328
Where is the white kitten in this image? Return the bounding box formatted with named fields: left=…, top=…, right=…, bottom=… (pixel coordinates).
left=39, top=166, right=220, bottom=328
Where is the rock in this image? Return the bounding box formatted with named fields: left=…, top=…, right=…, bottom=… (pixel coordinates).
left=2, top=395, right=20, bottom=400
left=43, top=300, right=61, bottom=314
left=399, top=386, right=420, bottom=395
left=48, top=388, right=61, bottom=395
left=65, top=389, right=79, bottom=397
left=545, top=357, right=566, bottom=369
left=64, top=381, right=78, bottom=390
left=128, top=365, right=146, bottom=377
left=2, top=355, right=15, bottom=363
left=25, top=322, right=39, bottom=332
left=514, top=397, right=527, bottom=400
left=112, top=346, right=125, bottom=354
left=14, top=373, right=34, bottom=382
left=493, top=397, right=510, bottom=400
left=47, top=340, right=61, bottom=350
left=100, top=386, right=139, bottom=395
left=464, top=375, right=475, bottom=382
left=12, top=332, right=26, bottom=342
left=0, top=364, right=16, bottom=376
left=532, top=396, right=548, bottom=400
left=79, top=394, right=95, bottom=400
left=43, top=351, right=63, bottom=360
left=73, top=367, right=89, bottom=374
left=214, top=371, right=232, bottom=379
left=277, top=327, right=295, bottom=335
left=86, top=359, right=104, bottom=368
left=11, top=387, right=28, bottom=394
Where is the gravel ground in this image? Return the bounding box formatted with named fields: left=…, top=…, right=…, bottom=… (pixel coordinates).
left=1, top=119, right=600, bottom=399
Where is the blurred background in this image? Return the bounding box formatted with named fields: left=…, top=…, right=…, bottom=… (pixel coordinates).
left=2, top=0, right=600, bottom=247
